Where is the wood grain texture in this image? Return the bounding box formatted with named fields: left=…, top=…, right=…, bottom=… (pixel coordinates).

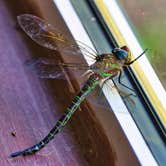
left=0, top=0, right=139, bottom=166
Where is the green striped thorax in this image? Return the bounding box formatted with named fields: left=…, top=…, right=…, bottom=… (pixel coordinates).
left=90, top=46, right=130, bottom=78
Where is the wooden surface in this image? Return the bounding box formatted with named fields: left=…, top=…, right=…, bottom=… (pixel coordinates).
left=0, top=0, right=140, bottom=166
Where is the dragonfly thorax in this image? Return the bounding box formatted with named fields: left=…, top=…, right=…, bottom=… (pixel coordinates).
left=90, top=53, right=125, bottom=78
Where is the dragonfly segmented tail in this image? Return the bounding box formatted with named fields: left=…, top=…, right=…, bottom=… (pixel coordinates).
left=10, top=74, right=101, bottom=158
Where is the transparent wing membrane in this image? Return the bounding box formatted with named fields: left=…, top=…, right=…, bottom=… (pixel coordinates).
left=25, top=57, right=89, bottom=79
left=17, top=14, right=97, bottom=61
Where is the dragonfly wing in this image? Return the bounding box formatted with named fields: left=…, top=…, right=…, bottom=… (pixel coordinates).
left=17, top=14, right=98, bottom=61
left=86, top=85, right=112, bottom=113
left=25, top=58, right=65, bottom=79
left=17, top=14, right=69, bottom=50
left=25, top=57, right=89, bottom=79
left=38, top=71, right=65, bottom=79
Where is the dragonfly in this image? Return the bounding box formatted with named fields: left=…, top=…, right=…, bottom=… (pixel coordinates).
left=10, top=14, right=147, bottom=158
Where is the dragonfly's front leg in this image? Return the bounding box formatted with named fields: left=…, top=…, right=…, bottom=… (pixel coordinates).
left=118, top=70, right=136, bottom=93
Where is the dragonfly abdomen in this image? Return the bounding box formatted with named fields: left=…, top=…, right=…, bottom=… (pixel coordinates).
left=10, top=74, right=101, bottom=158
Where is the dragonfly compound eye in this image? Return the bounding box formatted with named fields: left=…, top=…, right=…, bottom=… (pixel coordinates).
left=120, top=45, right=129, bottom=52
left=112, top=48, right=128, bottom=60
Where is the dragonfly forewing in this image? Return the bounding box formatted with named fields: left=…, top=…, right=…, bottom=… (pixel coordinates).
left=17, top=14, right=66, bottom=50
left=17, top=14, right=97, bottom=61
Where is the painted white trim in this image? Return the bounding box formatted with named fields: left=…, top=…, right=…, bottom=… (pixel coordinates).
left=53, top=0, right=157, bottom=165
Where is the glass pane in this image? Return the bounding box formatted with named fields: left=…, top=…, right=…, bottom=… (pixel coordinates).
left=118, top=0, right=166, bottom=89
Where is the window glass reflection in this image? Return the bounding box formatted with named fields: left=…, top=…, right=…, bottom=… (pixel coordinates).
left=118, top=0, right=166, bottom=89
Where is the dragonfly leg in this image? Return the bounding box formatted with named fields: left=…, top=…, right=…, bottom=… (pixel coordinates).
left=118, top=71, right=136, bottom=95
left=112, top=79, right=136, bottom=105
left=101, top=74, right=136, bottom=98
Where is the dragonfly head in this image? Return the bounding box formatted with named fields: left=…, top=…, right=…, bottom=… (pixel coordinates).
left=112, top=46, right=130, bottom=63
left=118, top=46, right=148, bottom=66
